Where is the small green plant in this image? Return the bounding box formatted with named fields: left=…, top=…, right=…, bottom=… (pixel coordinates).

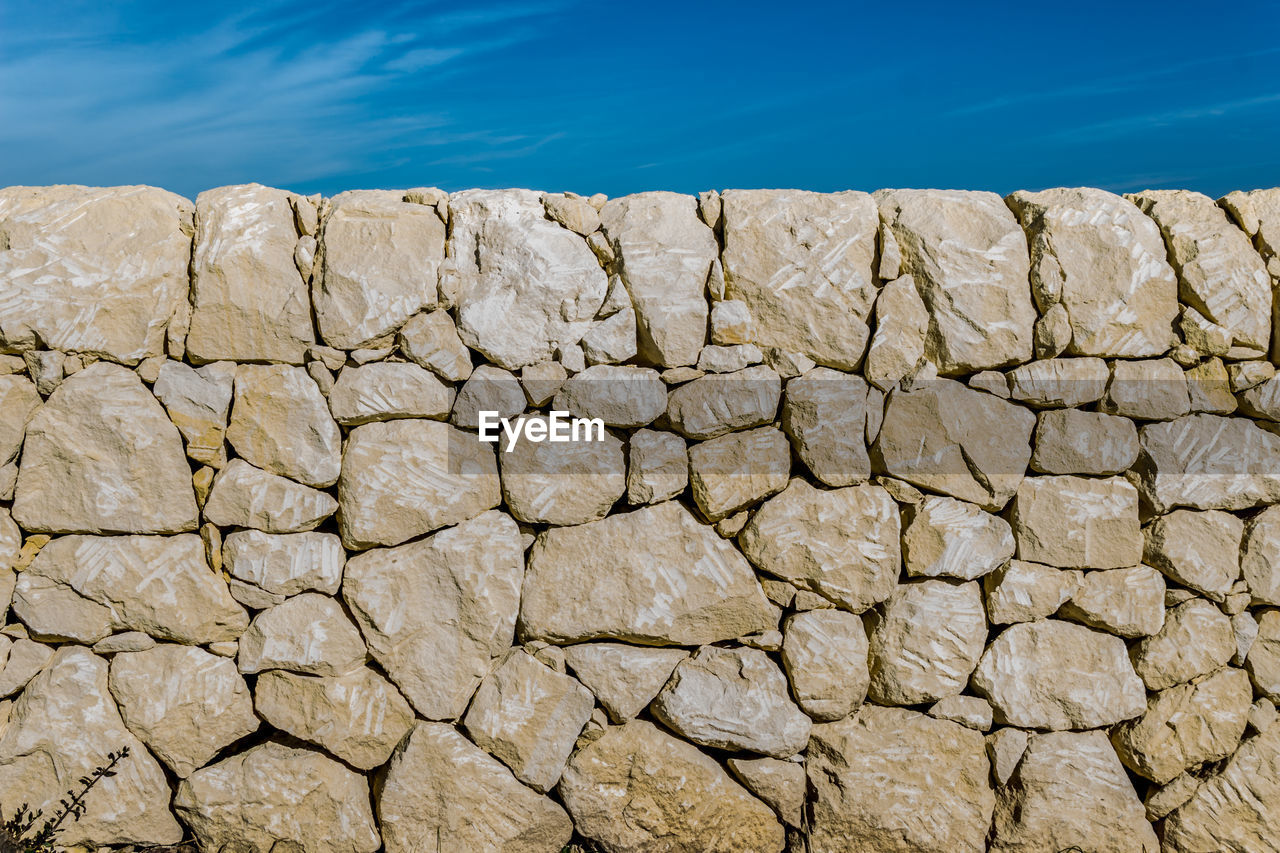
left=0, top=746, right=130, bottom=853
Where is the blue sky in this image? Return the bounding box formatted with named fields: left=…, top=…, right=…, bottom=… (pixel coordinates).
left=1, top=0, right=1277, bottom=199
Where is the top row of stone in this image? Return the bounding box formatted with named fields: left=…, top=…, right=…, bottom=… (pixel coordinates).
left=1, top=184, right=1277, bottom=374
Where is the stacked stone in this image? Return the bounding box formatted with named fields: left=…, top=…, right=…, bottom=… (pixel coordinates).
left=0, top=182, right=1278, bottom=852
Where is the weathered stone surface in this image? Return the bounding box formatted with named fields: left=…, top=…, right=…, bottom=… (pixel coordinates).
left=254, top=666, right=414, bottom=770
left=1008, top=187, right=1178, bottom=357
left=26, top=533, right=246, bottom=644
left=1244, top=506, right=1280, bottom=605
left=1161, top=716, right=1280, bottom=851
left=878, top=188, right=1036, bottom=372
left=11, top=570, right=118, bottom=642
left=929, top=694, right=993, bottom=730
left=781, top=367, right=870, bottom=486
left=726, top=756, right=805, bottom=828
left=188, top=184, right=314, bottom=364
left=0, top=647, right=183, bottom=846
left=222, top=530, right=343, bottom=597
left=973, top=620, right=1146, bottom=729
left=688, top=426, right=790, bottom=521
left=344, top=511, right=524, bottom=719
left=1059, top=565, right=1165, bottom=637
left=92, top=630, right=155, bottom=654
left=451, top=189, right=608, bottom=369
left=1006, top=356, right=1109, bottom=408
left=1111, top=665, right=1251, bottom=783
left=740, top=479, right=900, bottom=613
left=397, top=307, right=473, bottom=382
left=500, top=415, right=626, bottom=525
left=722, top=189, right=878, bottom=370
left=227, top=364, right=342, bottom=487
left=1132, top=189, right=1271, bottom=351
left=314, top=190, right=446, bottom=349
left=1011, top=475, right=1142, bottom=569
left=864, top=274, right=929, bottom=389
left=873, top=377, right=1035, bottom=509
left=1249, top=610, right=1280, bottom=698
left=0, top=185, right=192, bottom=363
left=152, top=360, right=236, bottom=466
left=109, top=644, right=258, bottom=778
left=903, top=495, right=1014, bottom=580
left=665, top=364, right=781, bottom=439
left=625, top=428, right=687, bottom=505
left=0, top=375, right=40, bottom=468
left=1135, top=413, right=1280, bottom=512
left=600, top=192, right=718, bottom=367
left=781, top=609, right=869, bottom=721
left=174, top=740, right=380, bottom=853
left=327, top=360, right=453, bottom=424
left=521, top=501, right=774, bottom=645
left=462, top=649, right=595, bottom=791
left=562, top=642, right=687, bottom=722
left=1144, top=508, right=1242, bottom=601
left=337, top=419, right=500, bottom=549
left=559, top=719, right=785, bottom=853
left=379, top=721, right=572, bottom=853
left=807, top=705, right=994, bottom=853
left=0, top=638, right=52, bottom=697
left=1101, top=356, right=1190, bottom=421
left=652, top=645, right=811, bottom=757
left=1031, top=407, right=1138, bottom=474
left=451, top=363, right=526, bottom=428
left=12, top=363, right=198, bottom=534
left=990, top=729, right=1158, bottom=853
left=238, top=592, right=367, bottom=676
left=542, top=192, right=600, bottom=235
left=1132, top=598, right=1237, bottom=691
left=552, top=364, right=667, bottom=427
left=203, top=459, right=338, bottom=532
left=868, top=579, right=987, bottom=705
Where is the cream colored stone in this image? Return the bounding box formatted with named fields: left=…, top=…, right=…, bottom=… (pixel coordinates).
left=1034, top=301, right=1072, bottom=357
left=254, top=666, right=414, bottom=770
left=0, top=638, right=51, bottom=698
left=238, top=592, right=367, bottom=676
left=1030, top=407, right=1138, bottom=474
left=92, top=631, right=155, bottom=655
left=562, top=642, right=686, bottom=723
left=665, top=363, right=781, bottom=439
left=710, top=298, right=753, bottom=345
left=625, top=428, right=687, bottom=505
left=338, top=419, right=500, bottom=549
left=929, top=694, right=993, bottom=730
left=780, top=367, right=870, bottom=486
left=1144, top=508, right=1243, bottom=601
left=1059, top=565, right=1165, bottom=637
left=552, top=364, right=667, bottom=428
left=152, top=360, right=235, bottom=466
left=188, top=184, right=314, bottom=363
left=902, top=495, right=1014, bottom=580
left=1131, top=598, right=1236, bottom=690
left=1249, top=610, right=1280, bottom=699
left=688, top=426, right=790, bottom=521
left=11, top=571, right=118, bottom=642
left=0, top=375, right=39, bottom=467
left=740, top=479, right=900, bottom=613
left=1136, top=415, right=1280, bottom=513
left=542, top=192, right=600, bottom=235
left=726, top=757, right=805, bottom=828
left=203, top=459, right=338, bottom=533
left=1101, top=357, right=1190, bottom=420
left=451, top=363, right=526, bottom=428
left=499, top=415, right=625, bottom=525
left=1012, top=475, right=1142, bottom=569
left=327, top=361, right=452, bottom=425
left=520, top=501, right=774, bottom=645
left=781, top=609, right=869, bottom=721
left=868, top=579, right=986, bottom=705
left=222, top=530, right=343, bottom=597
left=12, top=363, right=198, bottom=534
left=109, top=644, right=258, bottom=778
left=1006, top=356, right=1109, bottom=407
left=863, top=274, right=929, bottom=390
left=397, top=308, right=473, bottom=382
left=1243, top=505, right=1280, bottom=605
left=343, top=511, right=524, bottom=719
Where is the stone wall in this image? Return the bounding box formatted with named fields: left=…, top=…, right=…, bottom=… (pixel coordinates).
left=0, top=183, right=1279, bottom=852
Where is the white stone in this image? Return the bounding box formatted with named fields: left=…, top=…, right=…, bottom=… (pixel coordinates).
left=203, top=459, right=338, bottom=533
left=327, top=360, right=453, bottom=424
left=902, top=495, right=1014, bottom=580
left=237, top=592, right=367, bottom=676
left=227, top=364, right=342, bottom=487
left=868, top=579, right=987, bottom=705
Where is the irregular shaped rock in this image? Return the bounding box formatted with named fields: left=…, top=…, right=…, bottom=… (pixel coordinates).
left=1144, top=508, right=1243, bottom=600
left=973, top=620, right=1146, bottom=729
left=562, top=642, right=688, bottom=722
left=990, top=729, right=1158, bottom=853
left=337, top=419, right=500, bottom=549
left=1006, top=356, right=1109, bottom=408
left=0, top=375, right=40, bottom=466
left=542, top=192, right=600, bottom=235
left=500, top=415, right=626, bottom=525
left=807, top=705, right=994, bottom=853
left=868, top=579, right=987, bottom=705
left=1101, top=356, right=1190, bottom=421
left=397, top=308, right=473, bottom=382
left=0, top=185, right=192, bottom=363
left=665, top=364, right=781, bottom=440
left=0, top=638, right=52, bottom=698
left=722, top=189, right=878, bottom=369
left=327, top=360, right=453, bottom=424
left=462, top=649, right=595, bottom=791
left=451, top=189, right=607, bottom=369
left=222, top=530, right=343, bottom=597
left=227, top=364, right=342, bottom=487
left=726, top=756, right=805, bottom=827
left=1011, top=475, right=1142, bottom=569
left=203, top=459, right=338, bottom=533
left=1248, top=610, right=1280, bottom=698
left=379, top=721, right=572, bottom=853
left=1008, top=187, right=1178, bottom=357
left=1134, top=414, right=1280, bottom=513
left=688, top=426, right=790, bottom=521
left=343, top=511, right=524, bottom=719
left=174, top=741, right=380, bottom=853
left=872, top=377, right=1035, bottom=509
left=314, top=189, right=446, bottom=349
left=520, top=501, right=774, bottom=645
left=781, top=609, right=869, bottom=721
left=1132, top=598, right=1236, bottom=690
left=151, top=360, right=236, bottom=466
left=237, top=593, right=367, bottom=676
left=188, top=184, right=314, bottom=364
left=109, top=644, right=259, bottom=778
left=739, top=479, right=900, bottom=612
left=902, top=495, right=1014, bottom=580
left=929, top=694, right=993, bottom=730
left=878, top=188, right=1035, bottom=372
left=1244, top=505, right=1280, bottom=605
left=451, top=363, right=526, bottom=428
left=254, top=666, right=414, bottom=770
left=1059, top=565, right=1165, bottom=637
left=781, top=367, right=870, bottom=486
left=12, top=363, right=198, bottom=534
left=625, top=428, right=687, bottom=505
left=863, top=274, right=929, bottom=389
left=0, top=647, right=183, bottom=846
left=11, top=570, right=118, bottom=643
left=558, top=719, right=785, bottom=853
left=600, top=192, right=717, bottom=367
left=1031, top=407, right=1138, bottom=474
